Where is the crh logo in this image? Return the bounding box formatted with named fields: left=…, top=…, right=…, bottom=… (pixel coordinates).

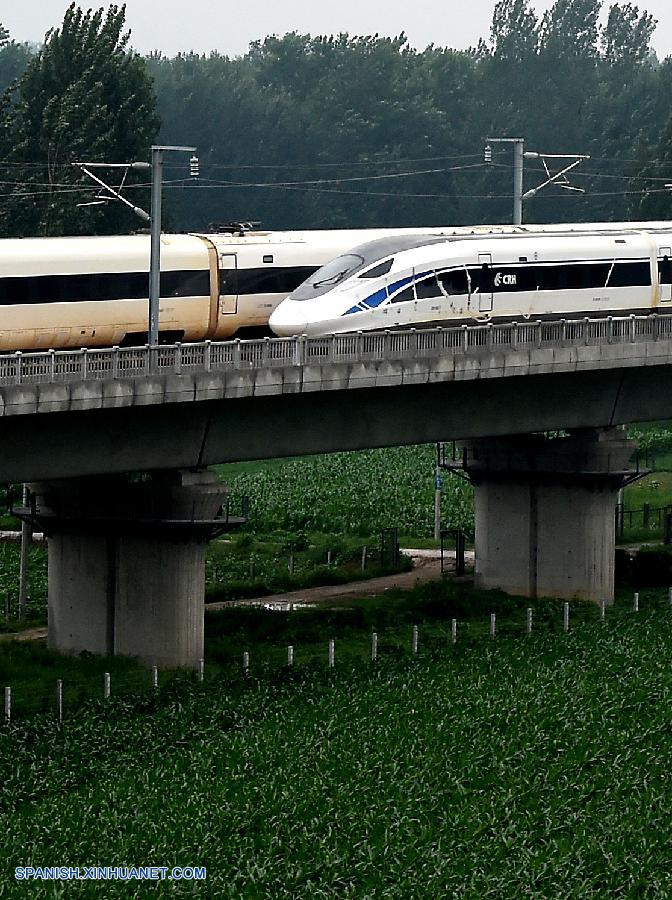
left=493, top=272, right=517, bottom=288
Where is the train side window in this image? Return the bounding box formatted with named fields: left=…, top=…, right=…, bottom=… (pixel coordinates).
left=359, top=258, right=394, bottom=278
left=438, top=269, right=469, bottom=295
left=415, top=275, right=443, bottom=299
left=219, top=268, right=239, bottom=295
left=479, top=263, right=493, bottom=293
left=391, top=286, right=414, bottom=303
left=660, top=255, right=672, bottom=285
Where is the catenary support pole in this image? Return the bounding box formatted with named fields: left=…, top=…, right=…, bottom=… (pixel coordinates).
left=434, top=443, right=442, bottom=541
left=513, top=139, right=524, bottom=225
left=18, top=484, right=31, bottom=620
left=148, top=147, right=163, bottom=346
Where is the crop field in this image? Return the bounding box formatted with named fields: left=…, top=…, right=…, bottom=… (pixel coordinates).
left=221, top=445, right=474, bottom=536
left=2, top=594, right=672, bottom=897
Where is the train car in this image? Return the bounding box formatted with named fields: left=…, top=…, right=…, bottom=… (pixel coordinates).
left=0, top=226, right=481, bottom=352
left=268, top=223, right=672, bottom=337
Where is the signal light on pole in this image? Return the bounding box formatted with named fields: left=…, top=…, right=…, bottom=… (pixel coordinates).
left=189, top=154, right=200, bottom=178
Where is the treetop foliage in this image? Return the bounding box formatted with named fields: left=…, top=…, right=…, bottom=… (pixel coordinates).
left=0, top=4, right=158, bottom=236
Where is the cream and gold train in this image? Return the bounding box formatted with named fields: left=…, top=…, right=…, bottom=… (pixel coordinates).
left=0, top=227, right=474, bottom=352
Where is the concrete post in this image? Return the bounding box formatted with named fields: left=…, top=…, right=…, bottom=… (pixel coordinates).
left=31, top=470, right=231, bottom=668
left=451, top=429, right=640, bottom=604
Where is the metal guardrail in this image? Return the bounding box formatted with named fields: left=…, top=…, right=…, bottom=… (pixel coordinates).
left=1, top=313, right=671, bottom=388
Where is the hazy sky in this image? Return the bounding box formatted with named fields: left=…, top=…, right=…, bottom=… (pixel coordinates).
left=4, top=0, right=672, bottom=59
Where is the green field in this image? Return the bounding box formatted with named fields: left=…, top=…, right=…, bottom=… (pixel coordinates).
left=220, top=445, right=473, bottom=536
left=2, top=591, right=672, bottom=897
left=2, top=432, right=672, bottom=632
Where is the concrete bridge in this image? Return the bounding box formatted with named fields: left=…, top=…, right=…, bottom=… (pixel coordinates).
left=1, top=313, right=671, bottom=482
left=3, top=313, right=670, bottom=667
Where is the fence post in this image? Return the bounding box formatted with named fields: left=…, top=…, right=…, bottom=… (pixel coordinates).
left=563, top=602, right=569, bottom=632
left=103, top=672, right=111, bottom=699
left=526, top=608, right=533, bottom=636
left=371, top=632, right=378, bottom=661
left=243, top=651, right=250, bottom=674
left=668, top=587, right=672, bottom=607
left=327, top=550, right=332, bottom=566
left=151, top=666, right=158, bottom=691
left=198, top=659, right=205, bottom=683
left=4, top=592, right=9, bottom=620
left=288, top=555, right=295, bottom=575
left=111, top=346, right=120, bottom=380
left=361, top=546, right=367, bottom=572
left=4, top=686, right=10, bottom=724
left=490, top=613, right=496, bottom=639
left=451, top=618, right=457, bottom=645
left=328, top=639, right=335, bottom=668
left=56, top=679, right=63, bottom=724
left=633, top=592, right=639, bottom=612
left=664, top=513, right=672, bottom=546
left=287, top=645, right=294, bottom=667
left=411, top=625, right=418, bottom=654
left=600, top=599, right=606, bottom=622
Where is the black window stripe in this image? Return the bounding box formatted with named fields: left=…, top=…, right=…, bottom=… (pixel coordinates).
left=221, top=266, right=318, bottom=296
left=426, top=260, right=651, bottom=296
left=0, top=270, right=211, bottom=305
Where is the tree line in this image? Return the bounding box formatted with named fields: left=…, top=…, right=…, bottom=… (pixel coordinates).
left=0, top=0, right=671, bottom=237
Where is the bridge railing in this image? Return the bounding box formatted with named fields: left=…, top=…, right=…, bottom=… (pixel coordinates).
left=0, top=312, right=670, bottom=387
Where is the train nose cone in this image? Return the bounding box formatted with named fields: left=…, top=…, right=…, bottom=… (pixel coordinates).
left=269, top=302, right=307, bottom=337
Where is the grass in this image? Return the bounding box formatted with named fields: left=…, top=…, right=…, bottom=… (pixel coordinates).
left=0, top=575, right=653, bottom=723
left=1, top=587, right=672, bottom=896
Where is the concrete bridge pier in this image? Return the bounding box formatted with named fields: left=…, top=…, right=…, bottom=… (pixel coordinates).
left=20, top=470, right=234, bottom=668
left=448, top=428, right=641, bottom=603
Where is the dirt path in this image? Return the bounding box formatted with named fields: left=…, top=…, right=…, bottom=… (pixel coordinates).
left=0, top=626, right=47, bottom=643
left=205, top=553, right=472, bottom=612
left=0, top=552, right=474, bottom=640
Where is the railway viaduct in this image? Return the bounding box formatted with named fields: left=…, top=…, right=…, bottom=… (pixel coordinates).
left=1, top=313, right=669, bottom=666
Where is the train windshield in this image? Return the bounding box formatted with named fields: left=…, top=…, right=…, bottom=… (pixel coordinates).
left=312, top=253, right=364, bottom=288
left=290, top=234, right=448, bottom=300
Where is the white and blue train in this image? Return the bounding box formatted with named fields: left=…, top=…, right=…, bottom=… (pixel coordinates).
left=268, top=223, right=672, bottom=336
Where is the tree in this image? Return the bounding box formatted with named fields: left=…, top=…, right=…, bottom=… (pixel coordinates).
left=539, top=0, right=602, bottom=59
left=490, top=0, right=539, bottom=60
left=0, top=4, right=159, bottom=237
left=601, top=2, right=657, bottom=66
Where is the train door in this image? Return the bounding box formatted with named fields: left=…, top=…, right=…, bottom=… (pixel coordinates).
left=659, top=247, right=672, bottom=303
left=477, top=252, right=493, bottom=312
left=219, top=253, right=238, bottom=314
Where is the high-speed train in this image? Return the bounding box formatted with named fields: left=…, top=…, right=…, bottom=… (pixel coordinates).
left=269, top=223, right=672, bottom=336
left=0, top=225, right=483, bottom=352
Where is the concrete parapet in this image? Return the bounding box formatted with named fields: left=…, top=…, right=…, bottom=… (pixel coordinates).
left=22, top=470, right=235, bottom=668
left=448, top=429, right=641, bottom=603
